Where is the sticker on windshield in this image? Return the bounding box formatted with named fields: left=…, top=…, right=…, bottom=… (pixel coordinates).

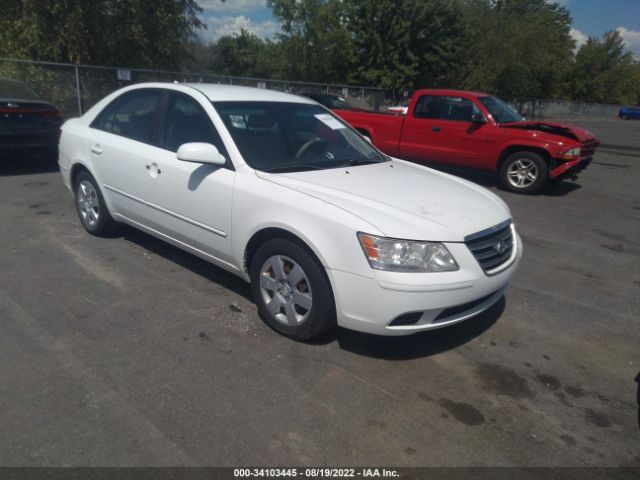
left=315, top=113, right=346, bottom=130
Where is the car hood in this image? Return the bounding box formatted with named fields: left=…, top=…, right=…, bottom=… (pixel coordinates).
left=501, top=120, right=597, bottom=143
left=256, top=160, right=511, bottom=242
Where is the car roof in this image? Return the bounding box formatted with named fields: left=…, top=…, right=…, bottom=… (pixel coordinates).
left=182, top=83, right=314, bottom=104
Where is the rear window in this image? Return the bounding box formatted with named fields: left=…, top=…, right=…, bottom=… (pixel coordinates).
left=0, top=79, right=41, bottom=100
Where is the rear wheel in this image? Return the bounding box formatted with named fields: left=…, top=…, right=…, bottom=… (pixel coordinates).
left=74, top=170, right=118, bottom=236
left=250, top=238, right=336, bottom=340
left=499, top=151, right=548, bottom=194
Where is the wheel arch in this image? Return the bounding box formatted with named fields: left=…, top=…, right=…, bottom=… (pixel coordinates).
left=243, top=226, right=327, bottom=276
left=69, top=161, right=117, bottom=213
left=496, top=145, right=552, bottom=172
left=70, top=162, right=91, bottom=189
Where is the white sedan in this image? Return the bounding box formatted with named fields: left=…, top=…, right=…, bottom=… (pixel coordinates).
left=59, top=83, right=522, bottom=340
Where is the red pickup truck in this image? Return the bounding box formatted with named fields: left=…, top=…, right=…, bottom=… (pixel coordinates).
left=334, top=89, right=599, bottom=194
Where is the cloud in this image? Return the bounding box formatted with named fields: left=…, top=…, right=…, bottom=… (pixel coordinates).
left=198, top=0, right=267, bottom=13
left=617, top=26, right=640, bottom=57
left=570, top=28, right=588, bottom=50
left=201, top=14, right=280, bottom=41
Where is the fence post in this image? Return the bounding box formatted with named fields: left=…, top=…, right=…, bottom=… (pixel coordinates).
left=74, top=65, right=82, bottom=116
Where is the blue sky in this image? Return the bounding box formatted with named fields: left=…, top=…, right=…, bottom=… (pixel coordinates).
left=197, top=0, right=640, bottom=57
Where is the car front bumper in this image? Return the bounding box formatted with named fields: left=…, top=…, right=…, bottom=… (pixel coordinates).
left=327, top=232, right=523, bottom=336
left=550, top=156, right=592, bottom=179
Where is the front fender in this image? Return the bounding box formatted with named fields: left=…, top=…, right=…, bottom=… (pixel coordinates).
left=231, top=172, right=381, bottom=280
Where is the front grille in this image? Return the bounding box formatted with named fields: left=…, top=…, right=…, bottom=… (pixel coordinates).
left=465, top=221, right=514, bottom=273
left=581, top=139, right=598, bottom=157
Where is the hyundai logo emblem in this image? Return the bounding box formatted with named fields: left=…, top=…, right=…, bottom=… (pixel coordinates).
left=494, top=240, right=508, bottom=255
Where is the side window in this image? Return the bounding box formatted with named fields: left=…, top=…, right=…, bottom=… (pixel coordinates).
left=91, top=99, right=121, bottom=132
left=160, top=93, right=226, bottom=156
left=413, top=95, right=477, bottom=122
left=413, top=95, right=440, bottom=119
left=92, top=90, right=161, bottom=143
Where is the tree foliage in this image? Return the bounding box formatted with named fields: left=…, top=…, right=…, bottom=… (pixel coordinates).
left=571, top=30, right=639, bottom=104
left=0, top=0, right=204, bottom=69
left=268, top=0, right=354, bottom=83
left=460, top=0, right=575, bottom=98
left=1, top=0, right=639, bottom=104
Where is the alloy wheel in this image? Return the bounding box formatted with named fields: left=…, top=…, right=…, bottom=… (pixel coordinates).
left=507, top=159, right=538, bottom=188
left=77, top=180, right=100, bottom=228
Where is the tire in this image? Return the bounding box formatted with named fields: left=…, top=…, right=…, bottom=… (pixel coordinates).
left=250, top=238, right=336, bottom=340
left=499, top=151, right=549, bottom=194
left=73, top=170, right=118, bottom=236
left=621, top=115, right=629, bottom=120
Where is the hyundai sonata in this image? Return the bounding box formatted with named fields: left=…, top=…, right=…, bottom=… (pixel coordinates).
left=58, top=83, right=522, bottom=340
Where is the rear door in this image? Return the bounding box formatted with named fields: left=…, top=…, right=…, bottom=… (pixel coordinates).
left=86, top=89, right=162, bottom=223
left=399, top=94, right=485, bottom=166
left=147, top=92, right=235, bottom=263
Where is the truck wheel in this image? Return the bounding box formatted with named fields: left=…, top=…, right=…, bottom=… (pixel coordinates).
left=250, top=238, right=336, bottom=341
left=499, top=151, right=548, bottom=194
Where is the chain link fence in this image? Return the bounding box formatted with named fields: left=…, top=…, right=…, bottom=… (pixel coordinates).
left=0, top=57, right=386, bottom=118
left=507, top=97, right=623, bottom=121
left=1, top=57, right=625, bottom=121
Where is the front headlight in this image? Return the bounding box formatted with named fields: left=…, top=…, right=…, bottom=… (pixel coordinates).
left=357, top=233, right=459, bottom=272
left=562, top=147, right=581, bottom=160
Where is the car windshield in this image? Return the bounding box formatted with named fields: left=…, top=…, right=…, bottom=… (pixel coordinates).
left=213, top=101, right=387, bottom=172
left=478, top=96, right=523, bottom=124
left=0, top=79, right=41, bottom=100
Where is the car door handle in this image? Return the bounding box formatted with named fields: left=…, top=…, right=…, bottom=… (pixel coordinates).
left=432, top=127, right=441, bottom=132
left=146, top=164, right=161, bottom=174
left=90, top=145, right=102, bottom=155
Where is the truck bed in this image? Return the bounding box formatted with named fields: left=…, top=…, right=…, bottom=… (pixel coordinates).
left=335, top=109, right=405, bottom=157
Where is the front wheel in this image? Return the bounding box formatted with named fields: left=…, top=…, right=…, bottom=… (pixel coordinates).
left=499, top=151, right=549, bottom=194
left=250, top=238, right=336, bottom=340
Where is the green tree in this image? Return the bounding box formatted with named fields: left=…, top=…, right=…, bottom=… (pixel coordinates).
left=460, top=0, right=574, bottom=98
left=268, top=0, right=354, bottom=83
left=407, top=0, right=467, bottom=89
left=196, top=30, right=283, bottom=79
left=344, top=0, right=417, bottom=94
left=571, top=30, right=640, bottom=104
left=0, top=0, right=204, bottom=69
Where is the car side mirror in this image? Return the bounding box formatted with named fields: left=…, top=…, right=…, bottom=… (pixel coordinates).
left=177, top=142, right=226, bottom=165
left=471, top=112, right=487, bottom=124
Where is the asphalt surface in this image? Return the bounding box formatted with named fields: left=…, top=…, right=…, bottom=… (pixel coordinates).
left=0, top=119, right=638, bottom=467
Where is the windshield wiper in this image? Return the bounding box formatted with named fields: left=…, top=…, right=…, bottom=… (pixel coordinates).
left=339, top=157, right=386, bottom=167
left=260, top=163, right=326, bottom=173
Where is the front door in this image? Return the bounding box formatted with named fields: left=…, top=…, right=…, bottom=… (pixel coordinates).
left=147, top=92, right=235, bottom=264
left=399, top=94, right=486, bottom=167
